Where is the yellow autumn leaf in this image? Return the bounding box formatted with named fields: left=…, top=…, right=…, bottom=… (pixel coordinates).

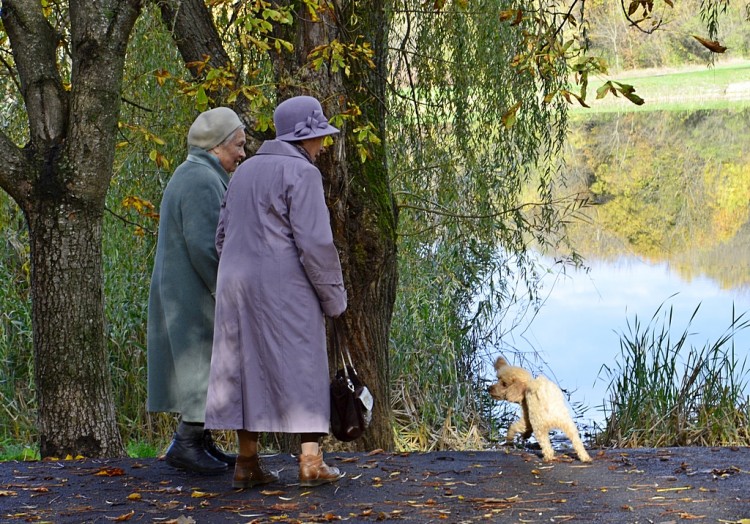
left=95, top=467, right=125, bottom=477
left=501, top=101, right=521, bottom=129
left=110, top=509, right=135, bottom=521
left=191, top=490, right=217, bottom=498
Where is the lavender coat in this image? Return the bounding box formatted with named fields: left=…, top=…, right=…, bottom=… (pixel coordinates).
left=204, top=140, right=346, bottom=433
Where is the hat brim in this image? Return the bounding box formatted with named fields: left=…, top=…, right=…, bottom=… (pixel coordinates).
left=276, top=124, right=340, bottom=142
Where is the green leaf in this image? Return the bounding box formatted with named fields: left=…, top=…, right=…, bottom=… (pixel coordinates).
left=195, top=87, right=208, bottom=111
left=596, top=81, right=615, bottom=100
left=622, top=91, right=645, bottom=105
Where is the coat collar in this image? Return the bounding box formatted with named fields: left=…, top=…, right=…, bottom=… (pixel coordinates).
left=185, top=146, right=230, bottom=184
left=256, top=139, right=312, bottom=163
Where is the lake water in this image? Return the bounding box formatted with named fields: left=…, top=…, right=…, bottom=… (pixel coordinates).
left=493, top=107, right=750, bottom=428
left=506, top=256, right=750, bottom=426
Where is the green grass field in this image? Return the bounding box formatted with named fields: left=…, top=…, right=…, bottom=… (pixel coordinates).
left=574, top=59, right=750, bottom=113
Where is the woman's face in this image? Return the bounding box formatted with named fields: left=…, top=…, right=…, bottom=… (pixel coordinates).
left=211, top=128, right=247, bottom=173
left=301, top=136, right=326, bottom=161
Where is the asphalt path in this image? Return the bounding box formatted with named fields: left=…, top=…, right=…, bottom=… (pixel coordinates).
left=1, top=446, right=749, bottom=523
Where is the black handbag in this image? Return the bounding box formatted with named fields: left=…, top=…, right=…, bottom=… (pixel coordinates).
left=329, top=322, right=373, bottom=442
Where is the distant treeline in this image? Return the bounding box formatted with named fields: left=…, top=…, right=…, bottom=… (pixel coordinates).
left=585, top=2, right=750, bottom=71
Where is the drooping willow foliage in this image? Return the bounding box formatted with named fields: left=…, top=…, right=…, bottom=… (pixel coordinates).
left=385, top=1, right=584, bottom=448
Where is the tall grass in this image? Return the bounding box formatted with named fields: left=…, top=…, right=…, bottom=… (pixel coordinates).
left=0, top=197, right=35, bottom=450
left=598, top=302, right=750, bottom=448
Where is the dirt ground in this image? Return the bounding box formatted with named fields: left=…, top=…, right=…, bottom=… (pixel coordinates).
left=1, top=446, right=749, bottom=523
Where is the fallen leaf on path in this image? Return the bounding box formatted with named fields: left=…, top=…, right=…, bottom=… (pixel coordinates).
left=260, top=489, right=286, bottom=496
left=95, top=467, right=125, bottom=477
left=712, top=467, right=740, bottom=478
left=190, top=490, right=217, bottom=498
left=270, top=502, right=299, bottom=511
left=105, top=509, right=135, bottom=521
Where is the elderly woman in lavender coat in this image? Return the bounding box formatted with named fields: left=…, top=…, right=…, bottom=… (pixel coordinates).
left=205, top=96, right=347, bottom=488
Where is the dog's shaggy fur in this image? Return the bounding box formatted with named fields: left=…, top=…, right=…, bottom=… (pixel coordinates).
left=489, top=356, right=592, bottom=462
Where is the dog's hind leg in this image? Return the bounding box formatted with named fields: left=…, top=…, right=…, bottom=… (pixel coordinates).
left=561, top=421, right=592, bottom=462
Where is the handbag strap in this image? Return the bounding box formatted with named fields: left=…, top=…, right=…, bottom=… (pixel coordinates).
left=331, top=318, right=357, bottom=379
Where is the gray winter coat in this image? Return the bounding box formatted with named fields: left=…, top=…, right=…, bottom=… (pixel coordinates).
left=205, top=140, right=346, bottom=433
left=147, top=147, right=229, bottom=422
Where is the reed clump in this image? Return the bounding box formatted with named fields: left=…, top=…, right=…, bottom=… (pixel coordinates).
left=598, top=303, right=750, bottom=448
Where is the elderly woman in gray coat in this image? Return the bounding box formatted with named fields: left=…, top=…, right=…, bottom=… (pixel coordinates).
left=205, top=96, right=347, bottom=488
left=147, top=107, right=246, bottom=475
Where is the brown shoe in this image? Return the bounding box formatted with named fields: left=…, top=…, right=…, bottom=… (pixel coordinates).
left=232, top=454, right=278, bottom=489
left=298, top=451, right=342, bottom=487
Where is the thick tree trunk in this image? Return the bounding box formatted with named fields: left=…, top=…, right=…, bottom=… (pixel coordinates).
left=153, top=0, right=231, bottom=73
left=0, top=0, right=141, bottom=457
left=326, top=0, right=397, bottom=452
left=28, top=201, right=123, bottom=458
left=271, top=0, right=397, bottom=451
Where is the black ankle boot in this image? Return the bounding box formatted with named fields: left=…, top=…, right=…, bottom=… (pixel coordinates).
left=203, top=430, right=237, bottom=465
left=165, top=422, right=228, bottom=475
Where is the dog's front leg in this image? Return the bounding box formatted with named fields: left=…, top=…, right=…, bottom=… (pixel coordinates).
left=506, top=418, right=525, bottom=443
left=506, top=407, right=530, bottom=443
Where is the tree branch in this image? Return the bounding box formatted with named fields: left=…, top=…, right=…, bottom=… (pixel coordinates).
left=1, top=0, right=68, bottom=145
left=395, top=192, right=587, bottom=221
left=104, top=205, right=156, bottom=236
left=0, top=129, right=34, bottom=208
left=150, top=0, right=265, bottom=150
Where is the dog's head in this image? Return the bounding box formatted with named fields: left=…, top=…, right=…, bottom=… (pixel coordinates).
left=488, top=356, right=532, bottom=404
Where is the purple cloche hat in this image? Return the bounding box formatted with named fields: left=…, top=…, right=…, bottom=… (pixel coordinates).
left=274, top=96, right=340, bottom=142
